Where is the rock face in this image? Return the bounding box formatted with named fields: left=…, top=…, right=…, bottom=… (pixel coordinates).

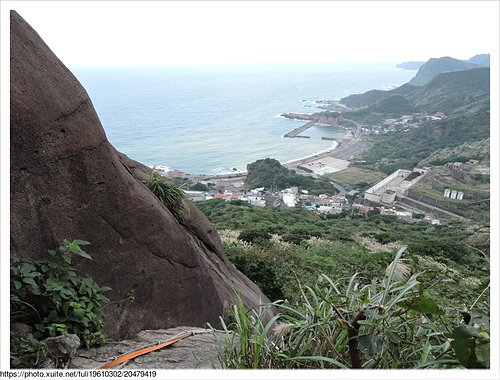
left=65, top=327, right=232, bottom=369
left=10, top=11, right=270, bottom=339
left=281, top=111, right=339, bottom=125
left=43, top=334, right=81, bottom=368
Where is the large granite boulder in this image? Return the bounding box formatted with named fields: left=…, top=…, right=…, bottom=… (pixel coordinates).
left=10, top=11, right=271, bottom=339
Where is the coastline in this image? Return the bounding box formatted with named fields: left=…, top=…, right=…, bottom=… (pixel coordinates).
left=157, top=135, right=362, bottom=181
left=157, top=114, right=360, bottom=179
left=284, top=140, right=339, bottom=166
left=156, top=93, right=365, bottom=179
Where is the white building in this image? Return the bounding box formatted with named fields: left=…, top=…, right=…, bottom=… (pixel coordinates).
left=250, top=187, right=265, bottom=194
left=251, top=199, right=266, bottom=207
left=282, top=193, right=297, bottom=208
left=364, top=168, right=426, bottom=204
left=444, top=189, right=451, bottom=198
left=183, top=190, right=206, bottom=202
left=317, top=206, right=333, bottom=213
left=396, top=211, right=413, bottom=220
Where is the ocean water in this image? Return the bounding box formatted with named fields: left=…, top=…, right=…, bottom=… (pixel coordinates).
left=73, top=63, right=416, bottom=175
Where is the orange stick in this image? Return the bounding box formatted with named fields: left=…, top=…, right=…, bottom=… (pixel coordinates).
left=98, top=331, right=193, bottom=369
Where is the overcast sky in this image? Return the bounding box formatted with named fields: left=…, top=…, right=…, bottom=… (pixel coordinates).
left=4, top=1, right=498, bottom=68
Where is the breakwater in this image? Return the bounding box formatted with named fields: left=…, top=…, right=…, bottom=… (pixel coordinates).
left=283, top=122, right=314, bottom=138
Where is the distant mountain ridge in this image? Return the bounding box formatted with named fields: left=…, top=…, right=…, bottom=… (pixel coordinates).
left=406, top=68, right=490, bottom=114
left=408, top=56, right=481, bottom=86
left=340, top=67, right=489, bottom=115
left=342, top=55, right=488, bottom=109
left=467, top=54, right=490, bottom=67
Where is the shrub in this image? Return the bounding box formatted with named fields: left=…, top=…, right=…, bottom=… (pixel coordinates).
left=214, top=248, right=490, bottom=369
left=10, top=240, right=111, bottom=368
left=229, top=254, right=284, bottom=301
left=238, top=229, right=271, bottom=245
left=190, top=182, right=209, bottom=192
left=147, top=171, right=188, bottom=221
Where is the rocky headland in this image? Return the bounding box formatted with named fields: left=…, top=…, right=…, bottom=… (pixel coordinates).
left=281, top=110, right=340, bottom=125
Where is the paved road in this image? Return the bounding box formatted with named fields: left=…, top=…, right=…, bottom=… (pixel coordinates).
left=331, top=143, right=369, bottom=160
left=330, top=181, right=347, bottom=194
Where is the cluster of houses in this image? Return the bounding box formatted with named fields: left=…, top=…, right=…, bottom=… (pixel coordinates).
left=367, top=112, right=444, bottom=135
left=181, top=177, right=445, bottom=225
left=183, top=186, right=351, bottom=214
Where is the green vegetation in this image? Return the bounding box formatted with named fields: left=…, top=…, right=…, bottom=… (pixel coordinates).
left=322, top=165, right=386, bottom=188
left=362, top=111, right=489, bottom=174
left=227, top=254, right=285, bottom=303
left=340, top=83, right=416, bottom=109
left=418, top=138, right=489, bottom=167
left=199, top=200, right=488, bottom=301
left=207, top=61, right=490, bottom=370
left=354, top=94, right=417, bottom=116
left=409, top=168, right=490, bottom=222
left=409, top=57, right=480, bottom=86
left=10, top=240, right=111, bottom=368
left=341, top=67, right=489, bottom=116
left=147, top=171, right=188, bottom=221
left=409, top=68, right=489, bottom=115
left=189, top=182, right=210, bottom=192
left=214, top=249, right=490, bottom=369
left=245, top=158, right=335, bottom=194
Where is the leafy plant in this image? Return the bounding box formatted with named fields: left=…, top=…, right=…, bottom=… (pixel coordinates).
left=213, top=294, right=281, bottom=369
left=214, top=248, right=489, bottom=369
left=10, top=332, right=48, bottom=368
left=10, top=240, right=111, bottom=368
left=238, top=228, right=271, bottom=245
left=229, top=253, right=284, bottom=301
left=147, top=171, right=188, bottom=221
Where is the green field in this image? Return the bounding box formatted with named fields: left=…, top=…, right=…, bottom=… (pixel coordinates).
left=323, top=165, right=386, bottom=187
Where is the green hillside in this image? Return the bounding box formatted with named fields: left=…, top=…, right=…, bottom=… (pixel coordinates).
left=410, top=167, right=490, bottom=222
left=340, top=83, right=416, bottom=109
left=362, top=110, right=490, bottom=174
left=245, top=158, right=335, bottom=194
left=409, top=56, right=479, bottom=86
left=418, top=138, right=490, bottom=167
left=363, top=94, right=417, bottom=114
left=340, top=67, right=489, bottom=118
left=406, top=68, right=490, bottom=114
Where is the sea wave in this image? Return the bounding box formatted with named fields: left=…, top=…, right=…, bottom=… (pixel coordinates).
left=150, top=164, right=171, bottom=173
left=209, top=166, right=248, bottom=176
left=76, top=64, right=415, bottom=175
left=284, top=140, right=339, bottom=164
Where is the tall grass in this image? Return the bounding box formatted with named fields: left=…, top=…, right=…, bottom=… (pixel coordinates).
left=214, top=248, right=465, bottom=369
left=146, top=171, right=188, bottom=222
